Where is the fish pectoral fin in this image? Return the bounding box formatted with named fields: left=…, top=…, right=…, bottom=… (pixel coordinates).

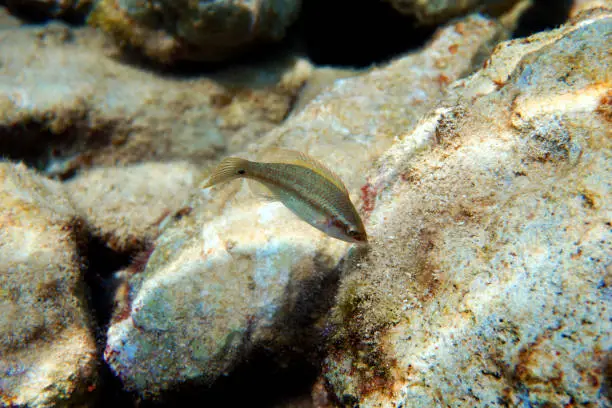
left=257, top=147, right=350, bottom=196
left=246, top=179, right=281, bottom=202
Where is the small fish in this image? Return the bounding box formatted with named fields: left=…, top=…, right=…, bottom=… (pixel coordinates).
left=203, top=149, right=368, bottom=244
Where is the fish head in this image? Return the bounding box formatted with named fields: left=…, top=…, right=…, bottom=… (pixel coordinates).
left=325, top=216, right=368, bottom=244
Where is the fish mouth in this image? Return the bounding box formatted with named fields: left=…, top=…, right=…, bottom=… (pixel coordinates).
left=349, top=233, right=368, bottom=244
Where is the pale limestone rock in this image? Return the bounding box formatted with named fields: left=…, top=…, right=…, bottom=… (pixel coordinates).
left=323, top=7, right=611, bottom=407
left=103, top=14, right=508, bottom=397
left=65, top=161, right=200, bottom=251
left=0, top=162, right=97, bottom=407
left=0, top=24, right=305, bottom=178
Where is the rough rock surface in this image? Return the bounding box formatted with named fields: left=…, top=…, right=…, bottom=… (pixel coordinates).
left=0, top=162, right=97, bottom=407
left=88, top=0, right=301, bottom=63
left=102, top=14, right=509, bottom=397
left=0, top=23, right=305, bottom=179
left=65, top=161, right=200, bottom=252
left=323, top=7, right=612, bottom=407
left=385, top=0, right=521, bottom=24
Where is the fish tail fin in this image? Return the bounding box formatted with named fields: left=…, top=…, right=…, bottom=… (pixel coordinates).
left=203, top=157, right=250, bottom=188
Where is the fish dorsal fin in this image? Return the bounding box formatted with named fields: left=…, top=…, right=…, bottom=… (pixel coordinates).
left=258, top=148, right=350, bottom=196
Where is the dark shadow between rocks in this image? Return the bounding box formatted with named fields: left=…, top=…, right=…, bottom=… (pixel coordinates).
left=512, top=0, right=572, bottom=39
left=0, top=119, right=119, bottom=180
left=298, top=0, right=436, bottom=68
left=82, top=235, right=136, bottom=407
left=105, top=21, right=306, bottom=84
left=1, top=0, right=91, bottom=25
left=134, top=349, right=319, bottom=408
left=101, top=0, right=437, bottom=77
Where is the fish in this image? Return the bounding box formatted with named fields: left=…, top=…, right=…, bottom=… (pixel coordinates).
left=203, top=149, right=368, bottom=244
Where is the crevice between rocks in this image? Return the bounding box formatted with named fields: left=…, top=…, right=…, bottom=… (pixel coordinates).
left=0, top=120, right=120, bottom=181
left=513, top=0, right=573, bottom=39
left=81, top=235, right=135, bottom=407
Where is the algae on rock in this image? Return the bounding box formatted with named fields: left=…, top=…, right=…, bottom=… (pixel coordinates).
left=323, top=6, right=612, bottom=407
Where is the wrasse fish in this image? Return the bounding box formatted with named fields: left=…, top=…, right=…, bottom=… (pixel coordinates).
left=203, top=149, right=367, bottom=244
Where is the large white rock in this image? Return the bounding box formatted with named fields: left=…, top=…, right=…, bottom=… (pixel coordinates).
left=322, top=7, right=611, bottom=407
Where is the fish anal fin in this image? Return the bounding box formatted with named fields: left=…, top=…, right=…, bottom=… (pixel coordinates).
left=257, top=148, right=349, bottom=196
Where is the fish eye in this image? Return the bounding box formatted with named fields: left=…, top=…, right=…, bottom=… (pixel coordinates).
left=347, top=229, right=360, bottom=237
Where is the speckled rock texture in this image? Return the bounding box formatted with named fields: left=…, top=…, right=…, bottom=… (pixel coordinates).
left=0, top=162, right=97, bottom=407
left=65, top=161, right=200, bottom=252
left=322, top=7, right=611, bottom=407
left=385, top=0, right=521, bottom=24
left=88, top=0, right=301, bottom=63
left=0, top=23, right=306, bottom=179
left=102, top=14, right=509, bottom=397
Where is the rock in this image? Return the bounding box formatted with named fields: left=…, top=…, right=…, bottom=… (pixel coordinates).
left=289, top=66, right=361, bottom=116
left=65, top=161, right=200, bottom=252
left=571, top=0, right=612, bottom=16
left=3, top=0, right=92, bottom=21
left=323, top=7, right=611, bottom=407
left=253, top=13, right=507, bottom=194
left=0, top=161, right=97, bottom=407
left=0, top=23, right=306, bottom=180
left=0, top=5, right=22, bottom=28
left=384, top=0, right=522, bottom=24
left=102, top=14, right=509, bottom=397
left=88, top=0, right=301, bottom=63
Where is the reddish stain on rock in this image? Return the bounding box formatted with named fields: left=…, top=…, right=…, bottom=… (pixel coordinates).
left=360, top=180, right=377, bottom=217
left=438, top=74, right=451, bottom=86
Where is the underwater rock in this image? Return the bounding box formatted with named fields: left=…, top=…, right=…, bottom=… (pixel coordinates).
left=0, top=162, right=97, bottom=407
left=88, top=0, right=301, bottom=63
left=323, top=6, right=611, bottom=407
left=3, top=0, right=92, bottom=21
left=385, top=0, right=522, bottom=24
left=288, top=66, right=361, bottom=116
left=65, top=161, right=200, bottom=252
left=103, top=14, right=508, bottom=397
left=571, top=0, right=612, bottom=16
left=0, top=23, right=304, bottom=179
left=253, top=13, right=507, bottom=194
left=0, top=5, right=22, bottom=28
